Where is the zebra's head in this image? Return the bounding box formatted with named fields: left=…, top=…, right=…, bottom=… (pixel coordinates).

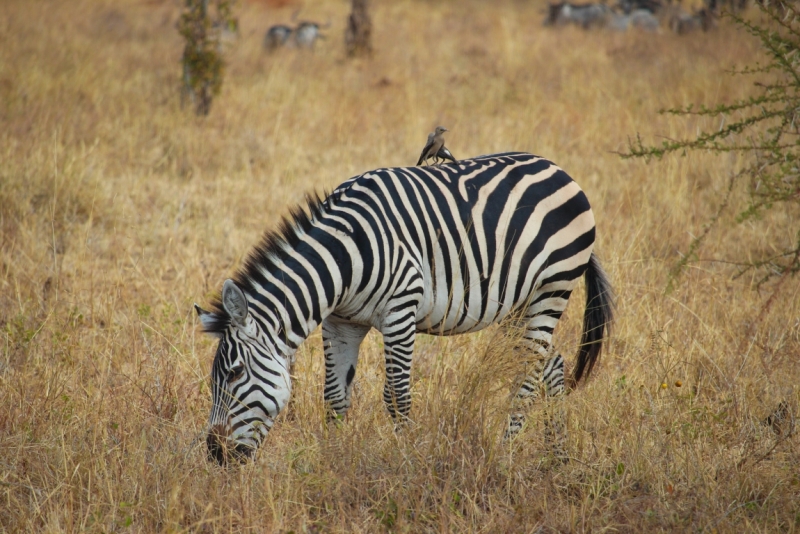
left=195, top=279, right=292, bottom=464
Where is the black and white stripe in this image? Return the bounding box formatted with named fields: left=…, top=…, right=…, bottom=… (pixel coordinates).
left=196, top=152, right=614, bottom=463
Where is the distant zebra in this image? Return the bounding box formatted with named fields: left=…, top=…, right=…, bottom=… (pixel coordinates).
left=607, top=9, right=660, bottom=32
left=264, top=24, right=292, bottom=51
left=195, top=152, right=614, bottom=464
left=544, top=2, right=611, bottom=28
left=294, top=21, right=326, bottom=48
left=669, top=7, right=716, bottom=34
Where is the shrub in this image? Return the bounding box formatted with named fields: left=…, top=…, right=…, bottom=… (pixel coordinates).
left=622, top=1, right=800, bottom=293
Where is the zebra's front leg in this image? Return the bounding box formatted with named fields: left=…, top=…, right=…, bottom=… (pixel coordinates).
left=382, top=324, right=417, bottom=421
left=378, top=254, right=423, bottom=424
left=380, top=308, right=420, bottom=422
left=322, top=316, right=371, bottom=422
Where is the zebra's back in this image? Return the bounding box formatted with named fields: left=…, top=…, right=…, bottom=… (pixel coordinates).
left=327, top=152, right=596, bottom=335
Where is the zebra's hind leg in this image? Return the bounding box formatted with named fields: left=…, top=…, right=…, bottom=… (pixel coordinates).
left=505, top=288, right=575, bottom=459
left=506, top=344, right=568, bottom=459
left=541, top=353, right=567, bottom=458
left=322, top=316, right=371, bottom=422
left=506, top=371, right=541, bottom=438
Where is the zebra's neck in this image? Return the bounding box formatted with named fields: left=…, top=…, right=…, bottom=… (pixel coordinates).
left=239, top=218, right=351, bottom=357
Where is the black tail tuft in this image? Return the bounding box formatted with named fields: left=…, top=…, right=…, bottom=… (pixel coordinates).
left=569, top=252, right=614, bottom=388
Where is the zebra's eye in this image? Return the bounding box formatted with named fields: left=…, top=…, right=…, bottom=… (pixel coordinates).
left=227, top=364, right=245, bottom=383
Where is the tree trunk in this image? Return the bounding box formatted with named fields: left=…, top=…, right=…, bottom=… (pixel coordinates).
left=345, top=0, right=372, bottom=57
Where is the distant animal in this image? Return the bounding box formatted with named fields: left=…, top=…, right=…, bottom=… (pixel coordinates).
left=616, top=0, right=663, bottom=14
left=544, top=2, right=611, bottom=28
left=195, top=152, right=614, bottom=464
left=264, top=24, right=292, bottom=51
left=669, top=7, right=715, bottom=34
left=718, top=0, right=748, bottom=13
left=294, top=21, right=327, bottom=48
left=417, top=126, right=448, bottom=166
left=607, top=12, right=630, bottom=31
left=629, top=9, right=660, bottom=30
left=608, top=9, right=660, bottom=31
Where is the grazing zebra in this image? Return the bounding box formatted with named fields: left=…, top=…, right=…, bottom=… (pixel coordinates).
left=294, top=21, right=326, bottom=49
left=543, top=2, right=611, bottom=29
left=195, top=152, right=614, bottom=464
left=607, top=9, right=660, bottom=32
left=264, top=24, right=292, bottom=51
left=669, top=7, right=716, bottom=34
left=616, top=0, right=663, bottom=15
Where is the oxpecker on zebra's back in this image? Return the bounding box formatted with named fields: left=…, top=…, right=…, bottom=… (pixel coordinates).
left=417, top=126, right=449, bottom=166
left=436, top=145, right=458, bottom=165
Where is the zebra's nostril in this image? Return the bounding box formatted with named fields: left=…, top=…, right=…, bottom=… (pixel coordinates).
left=206, top=425, right=230, bottom=465
left=206, top=425, right=256, bottom=465
left=232, top=442, right=255, bottom=463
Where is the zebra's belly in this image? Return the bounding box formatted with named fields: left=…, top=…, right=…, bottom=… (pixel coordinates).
left=414, top=314, right=505, bottom=336
left=413, top=282, right=520, bottom=336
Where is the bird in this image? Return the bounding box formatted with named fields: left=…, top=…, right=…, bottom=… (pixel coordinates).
left=417, top=126, right=448, bottom=166
left=436, top=145, right=458, bottom=165
left=419, top=132, right=436, bottom=163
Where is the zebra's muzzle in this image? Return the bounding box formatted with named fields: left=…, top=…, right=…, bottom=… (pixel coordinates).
left=206, top=424, right=254, bottom=465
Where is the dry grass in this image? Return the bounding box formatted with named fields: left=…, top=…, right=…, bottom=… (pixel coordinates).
left=1, top=0, right=799, bottom=531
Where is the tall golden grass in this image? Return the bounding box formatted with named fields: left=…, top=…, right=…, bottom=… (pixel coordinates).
left=1, top=0, right=798, bottom=531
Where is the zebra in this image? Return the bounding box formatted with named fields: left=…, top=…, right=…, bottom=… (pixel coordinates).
left=607, top=9, right=660, bottom=32
left=194, top=152, right=614, bottom=464
left=264, top=24, right=292, bottom=51
left=293, top=21, right=327, bottom=49
left=669, top=7, right=716, bottom=34
left=543, top=2, right=611, bottom=29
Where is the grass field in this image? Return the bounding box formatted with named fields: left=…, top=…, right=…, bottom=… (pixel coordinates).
left=1, top=0, right=799, bottom=531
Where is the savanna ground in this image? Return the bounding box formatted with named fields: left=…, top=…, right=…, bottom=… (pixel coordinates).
left=1, top=0, right=799, bottom=531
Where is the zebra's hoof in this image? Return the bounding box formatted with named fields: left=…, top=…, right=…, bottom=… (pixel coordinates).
left=326, top=412, right=347, bottom=428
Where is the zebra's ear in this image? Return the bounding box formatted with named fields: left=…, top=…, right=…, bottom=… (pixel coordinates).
left=222, top=279, right=249, bottom=326
left=194, top=303, right=219, bottom=334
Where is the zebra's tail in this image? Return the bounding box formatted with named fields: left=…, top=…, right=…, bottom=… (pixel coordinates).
left=568, top=252, right=614, bottom=389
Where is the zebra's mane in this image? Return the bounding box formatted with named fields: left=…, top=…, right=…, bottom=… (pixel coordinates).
left=201, top=187, right=348, bottom=334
